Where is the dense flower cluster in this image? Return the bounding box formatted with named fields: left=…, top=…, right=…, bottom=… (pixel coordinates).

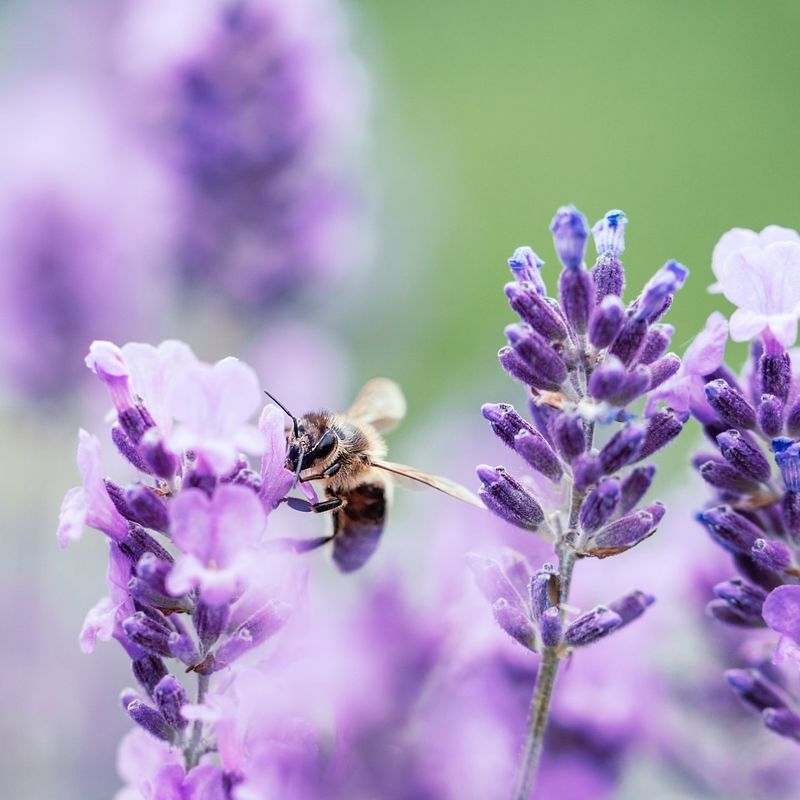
left=472, top=206, right=688, bottom=796
left=689, top=225, right=800, bottom=744
left=58, top=339, right=305, bottom=798
left=120, top=0, right=367, bottom=311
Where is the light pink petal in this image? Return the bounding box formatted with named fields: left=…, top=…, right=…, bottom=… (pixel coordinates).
left=682, top=312, right=728, bottom=374
left=259, top=405, right=293, bottom=510
left=183, top=764, right=228, bottom=800
left=214, top=484, right=266, bottom=564
left=76, top=429, right=128, bottom=540
left=196, top=566, right=241, bottom=605
left=767, top=313, right=800, bottom=348
left=759, top=225, right=800, bottom=246
left=711, top=228, right=760, bottom=282
left=169, top=489, right=214, bottom=562
left=762, top=241, right=800, bottom=313
left=165, top=553, right=206, bottom=596
left=57, top=486, right=87, bottom=548
left=729, top=308, right=769, bottom=343
left=718, top=247, right=770, bottom=312
left=85, top=340, right=129, bottom=378
left=79, top=595, right=117, bottom=653
left=117, top=728, right=182, bottom=787
left=774, top=636, right=800, bottom=667
left=213, top=358, right=262, bottom=431
left=168, top=362, right=214, bottom=435
left=234, top=424, right=267, bottom=457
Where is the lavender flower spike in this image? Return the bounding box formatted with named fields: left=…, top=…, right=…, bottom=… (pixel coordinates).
left=473, top=206, right=687, bottom=798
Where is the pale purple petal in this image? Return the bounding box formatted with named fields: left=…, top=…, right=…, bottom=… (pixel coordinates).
left=763, top=585, right=800, bottom=645
left=79, top=595, right=118, bottom=653
left=75, top=429, right=128, bottom=540
left=711, top=228, right=761, bottom=285
left=116, top=728, right=183, bottom=788
left=729, top=308, right=771, bottom=343
left=259, top=404, right=293, bottom=511
left=57, top=486, right=88, bottom=548
left=682, top=312, right=729, bottom=375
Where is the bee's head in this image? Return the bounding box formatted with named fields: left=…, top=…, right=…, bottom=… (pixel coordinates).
left=286, top=413, right=339, bottom=473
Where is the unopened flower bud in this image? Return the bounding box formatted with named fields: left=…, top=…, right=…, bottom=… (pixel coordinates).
left=717, top=430, right=771, bottom=483
left=550, top=205, right=589, bottom=270
left=476, top=465, right=545, bottom=532
left=564, top=605, right=622, bottom=646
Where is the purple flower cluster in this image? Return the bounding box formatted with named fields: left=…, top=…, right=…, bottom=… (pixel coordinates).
left=58, top=339, right=305, bottom=797
left=473, top=206, right=689, bottom=796
left=687, top=224, right=800, bottom=745
left=121, top=0, right=367, bottom=311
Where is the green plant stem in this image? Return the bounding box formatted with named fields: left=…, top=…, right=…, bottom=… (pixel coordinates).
left=185, top=673, right=210, bottom=771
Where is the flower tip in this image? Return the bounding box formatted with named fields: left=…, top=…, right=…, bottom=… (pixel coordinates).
left=592, top=209, right=628, bottom=255
left=476, top=464, right=501, bottom=485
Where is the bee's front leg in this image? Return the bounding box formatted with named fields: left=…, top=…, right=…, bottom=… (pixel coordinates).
left=298, top=462, right=342, bottom=482
left=282, top=495, right=343, bottom=514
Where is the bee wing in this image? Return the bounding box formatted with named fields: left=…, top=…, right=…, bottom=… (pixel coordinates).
left=372, top=459, right=484, bottom=509
left=346, top=378, right=407, bottom=433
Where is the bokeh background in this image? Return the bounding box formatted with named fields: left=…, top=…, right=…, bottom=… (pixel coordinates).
left=2, top=0, right=800, bottom=798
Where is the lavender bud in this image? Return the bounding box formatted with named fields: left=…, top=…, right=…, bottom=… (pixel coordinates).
left=139, top=429, right=179, bottom=480
left=197, top=601, right=291, bottom=674
left=131, top=554, right=192, bottom=613
left=573, top=453, right=601, bottom=492
left=564, top=605, right=622, bottom=647
left=592, top=253, right=625, bottom=303
left=465, top=553, right=525, bottom=609
left=725, top=669, right=787, bottom=713
left=714, top=578, right=767, bottom=618
left=550, top=205, right=589, bottom=270
left=125, top=485, right=169, bottom=533
left=608, top=589, right=655, bottom=626
left=759, top=351, right=791, bottom=402
left=752, top=538, right=792, bottom=572
left=169, top=631, right=201, bottom=666
left=499, top=347, right=560, bottom=392
left=505, top=283, right=568, bottom=341
left=647, top=353, right=681, bottom=391
left=717, top=430, right=771, bottom=482
left=482, top=403, right=536, bottom=448
left=514, top=430, right=563, bottom=483
left=588, top=355, right=627, bottom=401
left=774, top=438, right=800, bottom=491
left=540, top=606, right=563, bottom=648
left=492, top=599, right=537, bottom=650
left=586, top=504, right=663, bottom=556
left=112, top=425, right=152, bottom=474
left=588, top=295, right=625, bottom=350
left=756, top=395, right=783, bottom=437
left=132, top=656, right=168, bottom=698
left=763, top=708, right=800, bottom=741
left=619, top=465, right=656, bottom=513
left=698, top=460, right=760, bottom=494
left=708, top=600, right=766, bottom=627
left=506, top=324, right=568, bottom=385
left=633, top=261, right=688, bottom=323
left=704, top=379, right=757, bottom=429
left=194, top=600, right=231, bottom=650
left=558, top=265, right=594, bottom=335
left=500, top=549, right=534, bottom=598
left=508, top=246, right=546, bottom=293
left=527, top=400, right=558, bottom=446
left=638, top=324, right=674, bottom=365
left=550, top=412, right=585, bottom=460
left=184, top=467, right=216, bottom=496
left=120, top=688, right=142, bottom=713
left=786, top=400, right=800, bottom=437
left=608, top=315, right=649, bottom=367
left=637, top=410, right=686, bottom=460
left=123, top=612, right=173, bottom=658
left=592, top=209, right=627, bottom=257
left=698, top=506, right=763, bottom=555
left=782, top=491, right=800, bottom=538
left=579, top=478, right=621, bottom=533
left=599, top=425, right=644, bottom=475
left=611, top=366, right=651, bottom=406
left=477, top=465, right=545, bottom=532
left=153, top=675, right=189, bottom=731
left=125, top=698, right=173, bottom=742
left=530, top=564, right=559, bottom=622
left=120, top=524, right=173, bottom=565
left=104, top=480, right=135, bottom=522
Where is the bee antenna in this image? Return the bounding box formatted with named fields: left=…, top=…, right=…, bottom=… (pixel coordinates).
left=264, top=389, right=299, bottom=438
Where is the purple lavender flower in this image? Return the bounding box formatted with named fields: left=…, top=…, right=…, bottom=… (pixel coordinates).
left=473, top=206, right=688, bottom=797
left=59, top=338, right=301, bottom=790
left=119, top=0, right=368, bottom=311
left=0, top=82, right=170, bottom=399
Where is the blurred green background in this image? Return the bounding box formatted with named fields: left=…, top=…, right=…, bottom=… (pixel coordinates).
left=344, top=0, right=800, bottom=420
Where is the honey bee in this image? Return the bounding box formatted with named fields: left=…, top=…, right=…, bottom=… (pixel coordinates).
left=267, top=378, right=483, bottom=572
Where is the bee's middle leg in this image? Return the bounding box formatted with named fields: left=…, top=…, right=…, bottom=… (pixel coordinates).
left=282, top=495, right=343, bottom=514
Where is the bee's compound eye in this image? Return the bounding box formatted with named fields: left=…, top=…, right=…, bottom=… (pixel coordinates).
left=310, top=428, right=337, bottom=461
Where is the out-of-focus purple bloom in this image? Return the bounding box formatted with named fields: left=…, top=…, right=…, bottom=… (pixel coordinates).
left=0, top=81, right=170, bottom=400
left=118, top=0, right=368, bottom=311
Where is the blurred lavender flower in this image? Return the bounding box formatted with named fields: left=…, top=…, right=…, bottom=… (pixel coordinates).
left=119, top=0, right=368, bottom=312
left=58, top=339, right=303, bottom=795
left=688, top=225, right=800, bottom=746
left=475, top=206, right=688, bottom=798
left=0, top=82, right=171, bottom=400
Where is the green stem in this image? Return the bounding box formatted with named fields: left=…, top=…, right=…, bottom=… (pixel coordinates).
left=184, top=673, right=210, bottom=771
left=512, top=550, right=577, bottom=800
